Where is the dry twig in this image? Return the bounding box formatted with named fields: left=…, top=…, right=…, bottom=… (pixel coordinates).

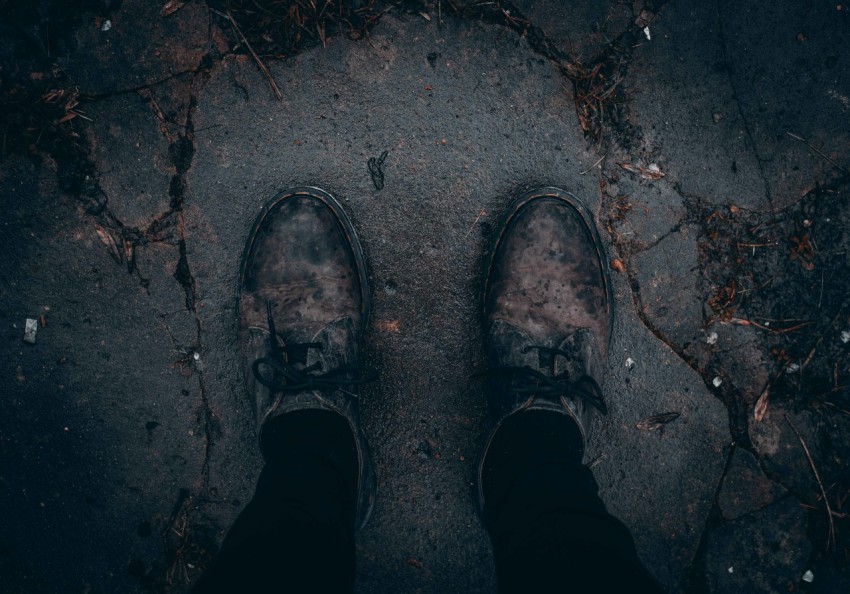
left=785, top=415, right=836, bottom=550
left=727, top=317, right=810, bottom=334
left=212, top=8, right=283, bottom=101
left=786, top=131, right=849, bottom=175
left=463, top=208, right=487, bottom=239
left=579, top=154, right=606, bottom=175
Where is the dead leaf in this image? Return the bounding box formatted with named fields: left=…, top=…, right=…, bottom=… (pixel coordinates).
left=636, top=412, right=680, bottom=431
left=618, top=162, right=665, bottom=180
left=610, top=258, right=626, bottom=273
left=42, top=89, right=65, bottom=103
left=160, top=0, right=185, bottom=18
left=406, top=558, right=424, bottom=569
left=754, top=386, right=770, bottom=422
left=95, top=225, right=122, bottom=264
left=376, top=320, right=401, bottom=333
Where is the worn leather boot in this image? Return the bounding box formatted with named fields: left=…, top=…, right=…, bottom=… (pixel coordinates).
left=238, top=186, right=377, bottom=531
left=476, top=187, right=612, bottom=513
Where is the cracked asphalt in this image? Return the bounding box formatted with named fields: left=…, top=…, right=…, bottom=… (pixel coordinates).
left=1, top=1, right=849, bottom=593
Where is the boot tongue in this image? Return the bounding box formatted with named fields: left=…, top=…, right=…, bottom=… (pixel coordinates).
left=306, top=317, right=358, bottom=372
left=553, top=329, right=603, bottom=382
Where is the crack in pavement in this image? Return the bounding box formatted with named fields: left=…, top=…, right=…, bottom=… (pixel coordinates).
left=601, top=176, right=758, bottom=450
left=714, top=0, right=773, bottom=207
left=62, top=43, right=222, bottom=580
left=136, top=77, right=230, bottom=589
left=80, top=68, right=200, bottom=101
left=681, top=443, right=737, bottom=594
left=606, top=168, right=850, bottom=462
left=150, top=59, right=220, bottom=578
left=622, top=233, right=758, bottom=448
left=449, top=0, right=669, bottom=146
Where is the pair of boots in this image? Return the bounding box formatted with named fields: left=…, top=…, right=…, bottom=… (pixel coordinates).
left=192, top=186, right=663, bottom=592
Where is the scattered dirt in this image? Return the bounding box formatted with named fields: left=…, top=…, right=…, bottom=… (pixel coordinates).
left=699, top=180, right=850, bottom=564
left=439, top=0, right=663, bottom=146
left=698, top=180, right=850, bottom=413
left=0, top=0, right=101, bottom=204
left=211, top=0, right=662, bottom=145
left=609, top=174, right=850, bottom=569
left=5, top=0, right=848, bottom=589
left=210, top=0, right=391, bottom=57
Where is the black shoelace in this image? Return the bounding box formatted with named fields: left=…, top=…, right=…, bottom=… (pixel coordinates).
left=486, top=345, right=608, bottom=414
left=252, top=301, right=378, bottom=394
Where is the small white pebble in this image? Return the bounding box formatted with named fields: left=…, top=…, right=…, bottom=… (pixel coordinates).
left=188, top=430, right=194, bottom=436
left=728, top=566, right=734, bottom=574
left=712, top=376, right=723, bottom=388
left=643, top=26, right=651, bottom=40
left=706, top=332, right=718, bottom=345
left=802, top=570, right=814, bottom=583
left=101, top=19, right=112, bottom=32
left=787, top=362, right=800, bottom=372
left=648, top=163, right=661, bottom=172
left=841, top=330, right=850, bottom=344
left=193, top=352, right=201, bottom=361
left=625, top=357, right=636, bottom=370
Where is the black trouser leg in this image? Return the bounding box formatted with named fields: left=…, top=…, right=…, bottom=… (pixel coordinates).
left=483, top=410, right=664, bottom=593
left=192, top=410, right=358, bottom=594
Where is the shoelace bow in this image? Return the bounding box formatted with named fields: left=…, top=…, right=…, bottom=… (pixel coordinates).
left=252, top=301, right=378, bottom=394
left=486, top=345, right=608, bottom=414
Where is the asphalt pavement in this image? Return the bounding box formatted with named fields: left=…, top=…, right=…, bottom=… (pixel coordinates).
left=1, top=1, right=848, bottom=592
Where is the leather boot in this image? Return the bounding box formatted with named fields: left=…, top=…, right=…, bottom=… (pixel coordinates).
left=238, top=186, right=377, bottom=530
left=477, top=187, right=612, bottom=513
